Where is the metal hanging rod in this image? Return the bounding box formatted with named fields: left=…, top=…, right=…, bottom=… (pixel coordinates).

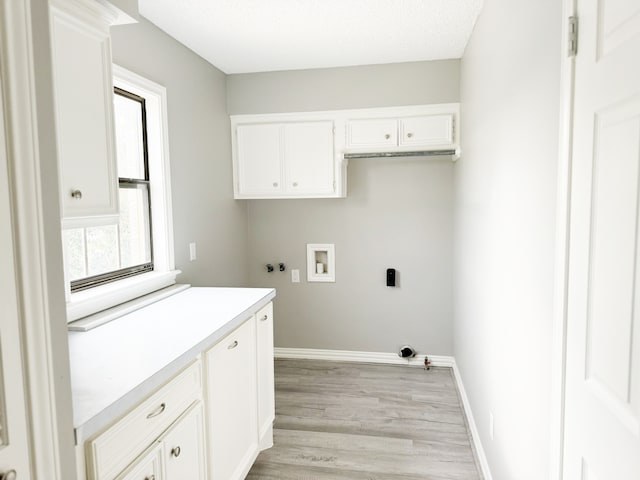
left=343, top=149, right=458, bottom=160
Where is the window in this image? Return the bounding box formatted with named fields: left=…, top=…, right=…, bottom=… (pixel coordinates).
left=63, top=87, right=154, bottom=291
left=64, top=66, right=176, bottom=322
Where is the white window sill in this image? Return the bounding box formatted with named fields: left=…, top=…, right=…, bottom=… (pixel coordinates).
left=67, top=270, right=181, bottom=324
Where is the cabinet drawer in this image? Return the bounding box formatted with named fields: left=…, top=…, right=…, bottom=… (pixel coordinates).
left=87, top=360, right=202, bottom=480
left=346, top=118, right=397, bottom=148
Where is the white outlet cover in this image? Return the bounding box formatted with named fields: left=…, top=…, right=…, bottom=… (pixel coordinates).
left=291, top=269, right=300, bottom=283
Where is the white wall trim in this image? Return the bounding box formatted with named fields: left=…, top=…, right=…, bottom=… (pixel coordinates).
left=274, top=347, right=492, bottom=478
left=550, top=1, right=576, bottom=480
left=274, top=347, right=454, bottom=367
left=452, top=361, right=494, bottom=480
left=0, top=0, right=75, bottom=477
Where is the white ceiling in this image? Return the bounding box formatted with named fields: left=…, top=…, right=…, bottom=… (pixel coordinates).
left=139, top=0, right=484, bottom=75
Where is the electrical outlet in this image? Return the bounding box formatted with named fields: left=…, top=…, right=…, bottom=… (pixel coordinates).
left=291, top=269, right=300, bottom=283
left=189, top=242, right=197, bottom=261
left=489, top=412, right=494, bottom=440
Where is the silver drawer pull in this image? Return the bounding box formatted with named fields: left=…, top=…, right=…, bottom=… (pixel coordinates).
left=146, top=403, right=166, bottom=419
left=260, top=314, right=268, bottom=322
left=145, top=476, right=155, bottom=480
left=70, top=189, right=82, bottom=199
left=228, top=340, right=239, bottom=349
left=171, top=446, right=181, bottom=458
left=384, top=134, right=390, bottom=139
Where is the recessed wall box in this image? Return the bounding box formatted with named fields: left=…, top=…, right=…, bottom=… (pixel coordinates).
left=307, top=244, right=335, bottom=282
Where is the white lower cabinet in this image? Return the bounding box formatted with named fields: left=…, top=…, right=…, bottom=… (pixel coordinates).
left=114, top=402, right=206, bottom=480
left=205, top=318, right=259, bottom=480
left=116, top=443, right=163, bottom=480
left=82, top=301, right=275, bottom=480
left=256, top=302, right=275, bottom=449
left=161, top=402, right=207, bottom=480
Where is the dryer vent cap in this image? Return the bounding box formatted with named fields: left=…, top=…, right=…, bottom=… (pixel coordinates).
left=398, top=345, right=416, bottom=358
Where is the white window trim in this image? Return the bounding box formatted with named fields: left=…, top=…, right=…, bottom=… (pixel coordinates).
left=66, top=65, right=178, bottom=323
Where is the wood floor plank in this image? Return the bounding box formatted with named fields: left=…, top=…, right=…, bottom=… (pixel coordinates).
left=247, top=359, right=483, bottom=480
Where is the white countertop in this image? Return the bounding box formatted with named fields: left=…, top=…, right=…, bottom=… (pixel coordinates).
left=68, top=286, right=276, bottom=444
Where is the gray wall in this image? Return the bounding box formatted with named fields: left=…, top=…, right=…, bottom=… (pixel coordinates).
left=111, top=18, right=249, bottom=286
left=227, top=60, right=459, bottom=114
left=454, top=1, right=561, bottom=479
left=228, top=61, right=458, bottom=355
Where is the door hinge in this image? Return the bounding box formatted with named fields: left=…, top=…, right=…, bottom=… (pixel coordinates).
left=568, top=16, right=578, bottom=57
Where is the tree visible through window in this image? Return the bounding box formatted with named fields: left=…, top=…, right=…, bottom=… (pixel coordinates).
left=63, top=87, right=153, bottom=291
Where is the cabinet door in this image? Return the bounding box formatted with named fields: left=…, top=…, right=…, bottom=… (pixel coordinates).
left=398, top=114, right=453, bottom=147
left=50, top=2, right=119, bottom=221
left=206, top=319, right=258, bottom=480
left=346, top=118, right=398, bottom=148
left=236, top=124, right=282, bottom=196
left=283, top=122, right=335, bottom=195
left=256, top=303, right=275, bottom=450
left=162, top=402, right=206, bottom=480
left=115, top=443, right=163, bottom=480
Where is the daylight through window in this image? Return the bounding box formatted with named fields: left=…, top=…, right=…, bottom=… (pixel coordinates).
left=63, top=87, right=153, bottom=291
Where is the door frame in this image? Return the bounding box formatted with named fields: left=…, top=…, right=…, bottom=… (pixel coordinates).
left=551, top=0, right=577, bottom=479
left=0, top=0, right=76, bottom=478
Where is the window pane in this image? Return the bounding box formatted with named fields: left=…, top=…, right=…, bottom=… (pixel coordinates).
left=86, top=224, right=119, bottom=276
left=63, top=228, right=87, bottom=281
left=114, top=92, right=145, bottom=179
left=119, top=185, right=152, bottom=268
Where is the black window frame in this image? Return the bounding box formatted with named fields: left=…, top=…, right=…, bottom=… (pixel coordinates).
left=70, top=86, right=154, bottom=292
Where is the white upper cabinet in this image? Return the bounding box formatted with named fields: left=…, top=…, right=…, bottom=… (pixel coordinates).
left=236, top=123, right=282, bottom=195
left=398, top=114, right=453, bottom=147
left=283, top=122, right=335, bottom=195
left=345, top=106, right=458, bottom=151
left=346, top=118, right=398, bottom=148
left=49, top=0, right=128, bottom=226
left=234, top=119, right=338, bottom=199
left=230, top=104, right=459, bottom=199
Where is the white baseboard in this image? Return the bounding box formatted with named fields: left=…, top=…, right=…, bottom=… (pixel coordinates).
left=274, top=347, right=492, bottom=480
left=274, top=347, right=454, bottom=367
left=452, top=361, right=493, bottom=480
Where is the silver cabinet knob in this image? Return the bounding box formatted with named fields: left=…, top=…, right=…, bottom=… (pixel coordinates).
left=407, top=132, right=413, bottom=138
left=70, top=189, right=82, bottom=199
left=171, top=446, right=181, bottom=458
left=144, top=476, right=155, bottom=480
left=228, top=340, right=238, bottom=349
left=384, top=134, right=390, bottom=139
left=272, top=182, right=278, bottom=188
left=0, top=470, right=17, bottom=480
left=260, top=314, right=268, bottom=322
left=292, top=182, right=298, bottom=187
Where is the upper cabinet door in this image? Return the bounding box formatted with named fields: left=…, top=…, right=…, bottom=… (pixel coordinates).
left=284, top=122, right=334, bottom=195
left=346, top=118, right=398, bottom=148
left=236, top=124, right=282, bottom=196
left=50, top=1, right=119, bottom=224
left=399, top=114, right=453, bottom=147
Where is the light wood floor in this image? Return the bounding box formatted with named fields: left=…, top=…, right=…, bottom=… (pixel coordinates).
left=247, top=359, right=483, bottom=479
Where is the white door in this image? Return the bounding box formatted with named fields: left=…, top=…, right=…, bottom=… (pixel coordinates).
left=563, top=0, right=640, bottom=478
left=0, top=73, right=33, bottom=478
